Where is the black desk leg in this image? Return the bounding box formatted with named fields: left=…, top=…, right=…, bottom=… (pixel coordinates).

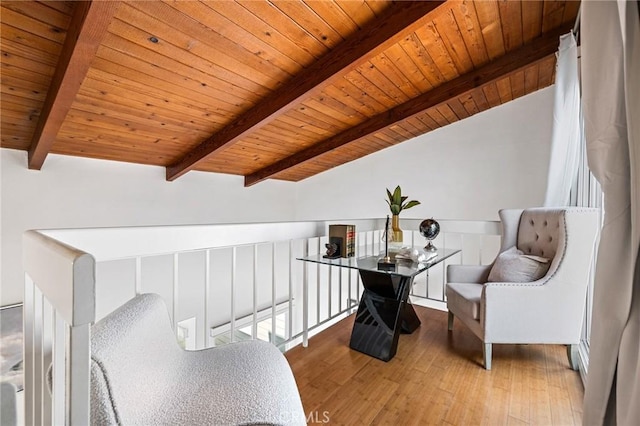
left=349, top=271, right=420, bottom=361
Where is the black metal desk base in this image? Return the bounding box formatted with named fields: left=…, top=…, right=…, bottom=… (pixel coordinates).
left=349, top=269, right=420, bottom=361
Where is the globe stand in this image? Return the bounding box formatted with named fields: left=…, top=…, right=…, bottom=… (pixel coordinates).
left=424, top=240, right=437, bottom=252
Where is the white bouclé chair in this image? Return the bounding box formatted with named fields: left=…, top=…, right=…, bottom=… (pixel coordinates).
left=90, top=293, right=306, bottom=425
left=446, top=208, right=599, bottom=370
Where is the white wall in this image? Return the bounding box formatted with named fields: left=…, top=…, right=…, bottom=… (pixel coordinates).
left=1, top=86, right=555, bottom=306
left=0, top=151, right=296, bottom=305
left=294, top=86, right=555, bottom=222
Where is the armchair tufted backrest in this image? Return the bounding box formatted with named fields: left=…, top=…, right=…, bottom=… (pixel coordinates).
left=516, top=209, right=564, bottom=260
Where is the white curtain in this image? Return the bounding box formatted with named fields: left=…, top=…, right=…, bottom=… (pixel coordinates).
left=582, top=1, right=640, bottom=425
left=543, top=32, right=581, bottom=207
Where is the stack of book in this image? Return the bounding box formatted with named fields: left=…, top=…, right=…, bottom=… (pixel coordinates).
left=328, top=224, right=356, bottom=258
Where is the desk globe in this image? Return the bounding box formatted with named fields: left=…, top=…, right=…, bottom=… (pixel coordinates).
left=419, top=218, right=440, bottom=251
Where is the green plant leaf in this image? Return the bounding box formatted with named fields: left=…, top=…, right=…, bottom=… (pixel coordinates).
left=391, top=205, right=401, bottom=215
left=392, top=186, right=402, bottom=205
left=403, top=200, right=421, bottom=210
left=386, top=188, right=393, bottom=202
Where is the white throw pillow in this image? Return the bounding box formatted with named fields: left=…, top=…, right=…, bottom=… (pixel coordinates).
left=487, top=246, right=550, bottom=283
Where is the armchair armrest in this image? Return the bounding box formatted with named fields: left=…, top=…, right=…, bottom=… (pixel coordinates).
left=447, top=264, right=492, bottom=284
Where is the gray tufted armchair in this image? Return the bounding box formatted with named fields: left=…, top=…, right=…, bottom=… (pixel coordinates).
left=446, top=208, right=600, bottom=370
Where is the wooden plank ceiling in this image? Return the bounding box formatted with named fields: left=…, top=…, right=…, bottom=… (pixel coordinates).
left=1, top=0, right=579, bottom=186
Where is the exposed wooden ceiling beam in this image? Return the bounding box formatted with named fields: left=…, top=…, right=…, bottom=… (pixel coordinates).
left=244, top=23, right=573, bottom=187
left=28, top=0, right=120, bottom=170
left=165, top=0, right=446, bottom=181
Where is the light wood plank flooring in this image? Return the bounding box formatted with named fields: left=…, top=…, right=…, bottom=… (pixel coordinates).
left=285, top=306, right=584, bottom=425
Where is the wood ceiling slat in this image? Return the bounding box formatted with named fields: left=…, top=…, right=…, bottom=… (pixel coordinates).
left=413, top=23, right=459, bottom=81
left=470, top=88, right=490, bottom=111
left=405, top=116, right=432, bottom=134
left=274, top=115, right=333, bottom=139
left=342, top=70, right=398, bottom=109
left=1, top=99, right=39, bottom=122
left=114, top=4, right=272, bottom=93
left=1, top=92, right=43, bottom=112
left=96, top=46, right=246, bottom=112
left=303, top=0, right=360, bottom=37
left=446, top=98, right=470, bottom=121
left=237, top=0, right=330, bottom=60
left=51, top=138, right=175, bottom=165
left=1, top=35, right=59, bottom=67
left=72, top=95, right=213, bottom=136
left=28, top=0, right=120, bottom=170
left=482, top=82, right=502, bottom=108
left=289, top=104, right=353, bottom=130
left=436, top=104, right=459, bottom=125
left=171, top=1, right=303, bottom=75
left=80, top=76, right=224, bottom=130
left=206, top=0, right=317, bottom=67
left=426, top=107, right=450, bottom=127
left=0, top=5, right=67, bottom=44
left=537, top=54, right=556, bottom=87
left=473, top=0, right=506, bottom=60
left=375, top=47, right=432, bottom=94
left=495, top=76, right=513, bottom=104
left=453, top=1, right=490, bottom=68
left=2, top=67, right=49, bottom=95
left=245, top=23, right=570, bottom=186
left=1, top=73, right=50, bottom=99
left=301, top=98, right=362, bottom=127
left=90, top=56, right=230, bottom=122
left=58, top=119, right=187, bottom=147
left=167, top=1, right=445, bottom=181
left=357, top=59, right=413, bottom=103
left=65, top=108, right=208, bottom=144
left=106, top=24, right=261, bottom=103
left=0, top=22, right=64, bottom=55
left=1, top=47, right=55, bottom=77
left=270, top=0, right=345, bottom=49
left=127, top=1, right=290, bottom=87
left=521, top=1, right=544, bottom=43
left=433, top=8, right=474, bottom=75
left=41, top=1, right=74, bottom=15
left=414, top=112, right=439, bottom=131
left=2, top=62, right=54, bottom=86
left=308, top=94, right=366, bottom=123
left=328, top=79, right=387, bottom=116
left=510, top=69, right=526, bottom=99
left=498, top=0, right=523, bottom=51
left=1, top=1, right=71, bottom=30
left=524, top=64, right=540, bottom=94
left=371, top=51, right=430, bottom=99
left=542, top=0, right=567, bottom=33
left=334, top=1, right=377, bottom=25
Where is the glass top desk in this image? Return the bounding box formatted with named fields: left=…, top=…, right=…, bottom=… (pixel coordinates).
left=298, top=248, right=460, bottom=361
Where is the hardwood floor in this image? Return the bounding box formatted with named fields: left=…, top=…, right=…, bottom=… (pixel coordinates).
left=285, top=306, right=584, bottom=425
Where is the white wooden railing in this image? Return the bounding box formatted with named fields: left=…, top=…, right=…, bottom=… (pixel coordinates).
left=22, top=218, right=500, bottom=425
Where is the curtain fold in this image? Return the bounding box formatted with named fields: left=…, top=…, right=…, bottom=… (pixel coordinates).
left=582, top=1, right=640, bottom=424
left=543, top=32, right=581, bottom=207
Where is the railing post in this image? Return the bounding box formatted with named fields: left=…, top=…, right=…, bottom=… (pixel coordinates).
left=302, top=240, right=309, bottom=347
left=253, top=244, right=258, bottom=340
left=272, top=242, right=277, bottom=344
left=172, top=253, right=179, bottom=327
left=230, top=247, right=237, bottom=342
left=23, top=274, right=35, bottom=426
left=288, top=240, right=293, bottom=342
left=204, top=249, right=211, bottom=348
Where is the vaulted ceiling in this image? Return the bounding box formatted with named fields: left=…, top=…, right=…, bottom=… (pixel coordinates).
left=1, top=1, right=579, bottom=186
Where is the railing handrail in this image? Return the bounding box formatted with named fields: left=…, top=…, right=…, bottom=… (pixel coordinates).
left=23, top=230, right=95, bottom=326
